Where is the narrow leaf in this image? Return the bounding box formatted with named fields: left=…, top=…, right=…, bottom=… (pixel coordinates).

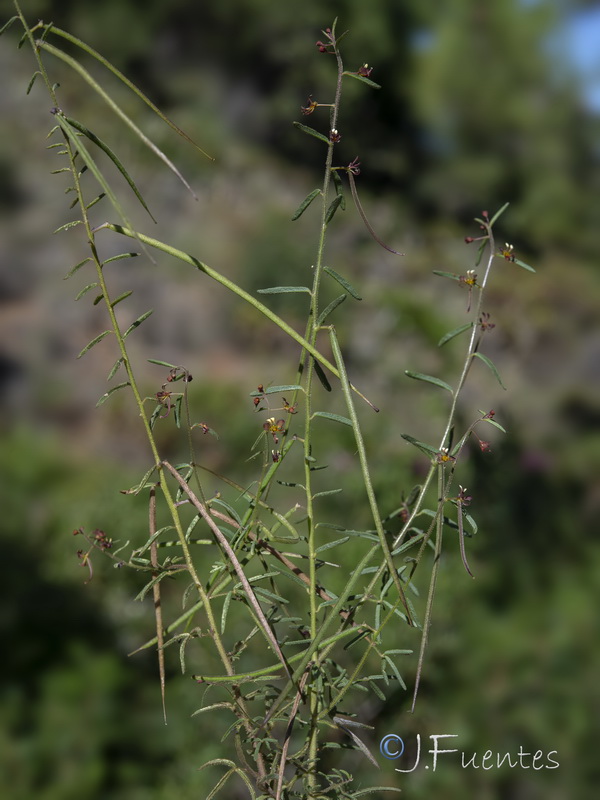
left=38, top=42, right=199, bottom=197
left=148, top=358, right=179, bottom=369
left=316, top=293, right=347, bottom=326
left=107, top=357, right=124, bottom=381
left=123, top=309, right=153, bottom=339
left=250, top=384, right=303, bottom=396
left=103, top=252, right=139, bottom=266
left=401, top=434, right=438, bottom=458
left=404, top=370, right=452, bottom=393
left=77, top=330, right=111, bottom=358
left=324, top=266, right=362, bottom=300
left=75, top=282, right=99, bottom=301
left=342, top=71, right=382, bottom=89
left=472, top=352, right=507, bottom=389
left=54, top=220, right=82, bottom=234
left=489, top=202, right=510, bottom=227
left=513, top=257, right=536, bottom=273
left=291, top=188, right=321, bottom=221
left=312, top=488, right=343, bottom=500
left=64, top=115, right=157, bottom=221
left=96, top=382, right=130, bottom=407
left=324, top=194, right=343, bottom=225
left=312, top=411, right=352, bottom=427
left=432, top=270, right=461, bottom=281
left=438, top=322, right=473, bottom=347
left=314, top=361, right=332, bottom=392
left=256, top=286, right=311, bottom=295
left=110, top=291, right=133, bottom=308
left=48, top=26, right=213, bottom=160
left=26, top=71, right=42, bottom=94
left=292, top=121, right=330, bottom=145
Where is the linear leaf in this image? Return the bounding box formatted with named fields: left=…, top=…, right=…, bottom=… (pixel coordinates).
left=331, top=169, right=346, bottom=209
left=96, top=381, right=131, bottom=406
left=47, top=26, right=213, bottom=160
left=401, top=434, right=438, bottom=458
left=123, top=309, right=153, bottom=339
left=65, top=115, right=157, bottom=221
left=405, top=370, right=452, bottom=393
left=291, top=188, right=321, bottom=221
left=312, top=488, right=343, bottom=500
left=317, top=293, right=347, bottom=326
left=312, top=411, right=352, bottom=427
left=489, top=202, right=510, bottom=227
left=54, top=219, right=82, bottom=234
left=38, top=42, right=199, bottom=197
left=342, top=71, right=382, bottom=89
left=324, top=193, right=343, bottom=224
left=256, top=286, right=311, bottom=295
left=103, top=252, right=139, bottom=265
left=63, top=258, right=91, bottom=280
left=250, top=384, right=303, bottom=396
left=438, top=322, right=473, bottom=347
left=75, top=282, right=99, bottom=301
left=148, top=358, right=179, bottom=369
left=110, top=291, right=133, bottom=308
left=513, top=257, right=536, bottom=273
left=483, top=417, right=507, bottom=433
left=77, top=330, right=111, bottom=358
left=432, top=270, right=461, bottom=281
left=324, top=266, right=362, bottom=300
left=316, top=536, right=349, bottom=553
left=472, top=352, right=507, bottom=389
left=292, top=121, right=330, bottom=145
left=314, top=361, right=332, bottom=392
left=107, top=357, right=124, bottom=381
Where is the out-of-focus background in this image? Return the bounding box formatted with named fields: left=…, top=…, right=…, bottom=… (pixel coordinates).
left=1, top=1, right=599, bottom=798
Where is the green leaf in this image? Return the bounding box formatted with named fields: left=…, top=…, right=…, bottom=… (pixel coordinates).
left=250, top=384, right=303, bottom=396
left=54, top=219, right=82, bottom=234
left=513, top=257, right=536, bottom=273
left=316, top=536, right=349, bottom=552
left=342, top=71, right=382, bottom=89
left=314, top=361, right=332, bottom=392
left=404, top=370, right=453, bottom=393
left=75, top=282, right=99, bottom=301
left=432, top=270, right=461, bottom=282
left=96, top=381, right=131, bottom=406
left=26, top=70, right=42, bottom=94
left=292, top=121, right=330, bottom=145
left=148, top=358, right=179, bottom=369
left=438, top=322, right=473, bottom=347
left=489, top=202, right=510, bottom=227
left=401, top=434, right=438, bottom=458
left=47, top=25, right=213, bottom=161
left=38, top=41, right=200, bottom=197
left=331, top=170, right=346, bottom=209
left=316, top=293, right=347, bottom=326
left=77, top=330, right=111, bottom=358
left=291, top=188, right=321, bottom=221
left=123, top=309, right=153, bottom=339
left=472, top=352, right=506, bottom=389
left=110, top=291, right=133, bottom=308
left=0, top=15, right=18, bottom=36
left=324, top=266, right=362, bottom=300
left=103, top=252, right=139, bottom=265
left=312, top=411, right=352, bottom=427
left=256, top=286, right=311, bottom=295
left=324, top=194, right=344, bottom=224
left=313, top=488, right=343, bottom=500
left=107, top=357, right=124, bottom=381
left=483, top=417, right=507, bottom=433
